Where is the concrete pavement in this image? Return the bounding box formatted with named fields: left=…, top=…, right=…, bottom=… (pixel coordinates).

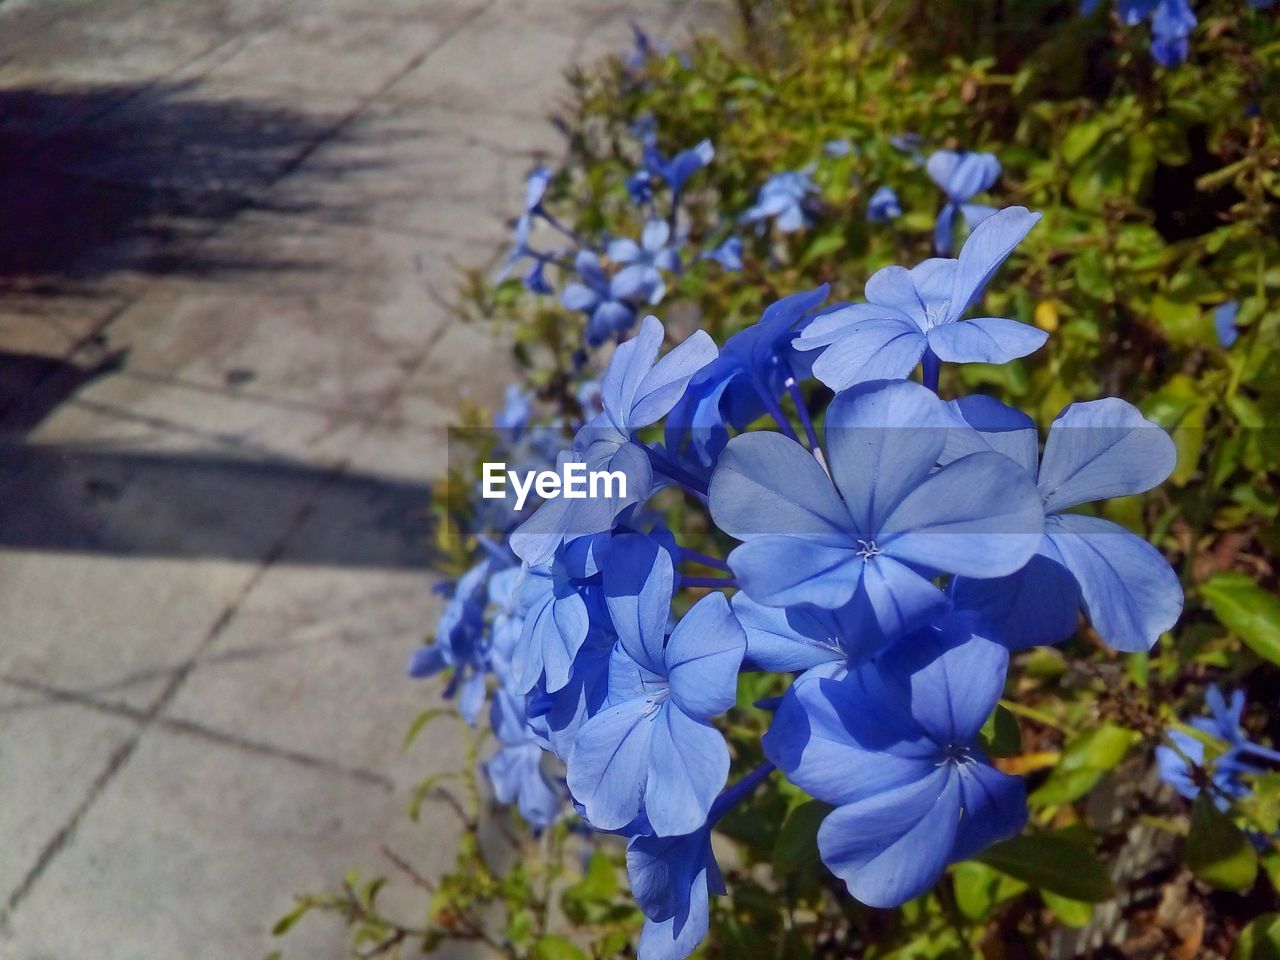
left=0, top=1, right=722, bottom=956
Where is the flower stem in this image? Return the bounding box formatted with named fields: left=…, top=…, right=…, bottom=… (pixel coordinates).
left=710, top=763, right=777, bottom=822
left=751, top=380, right=801, bottom=443
left=681, top=547, right=731, bottom=571
left=681, top=575, right=738, bottom=590
left=785, top=376, right=821, bottom=452
left=1241, top=741, right=1280, bottom=765
left=645, top=445, right=710, bottom=499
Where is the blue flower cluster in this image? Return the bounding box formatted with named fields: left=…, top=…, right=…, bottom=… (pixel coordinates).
left=1083, top=0, right=1273, bottom=67
left=1157, top=685, right=1280, bottom=814
left=418, top=160, right=1189, bottom=958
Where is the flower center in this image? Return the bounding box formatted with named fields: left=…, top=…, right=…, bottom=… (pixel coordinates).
left=939, top=743, right=976, bottom=766
left=856, top=539, right=882, bottom=559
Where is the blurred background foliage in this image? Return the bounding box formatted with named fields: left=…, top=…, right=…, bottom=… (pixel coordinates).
left=285, top=1, right=1280, bottom=958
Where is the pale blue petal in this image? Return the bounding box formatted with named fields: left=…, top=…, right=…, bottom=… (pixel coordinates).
left=566, top=697, right=655, bottom=830
left=1047, top=514, right=1184, bottom=652
left=951, top=763, right=1027, bottom=861
left=608, top=237, right=643, bottom=264
left=562, top=283, right=601, bottom=312
left=1037, top=398, right=1177, bottom=512
left=728, top=535, right=862, bottom=609
left=859, top=555, right=951, bottom=641
left=642, top=218, right=671, bottom=251
left=823, top=379, right=954, bottom=536
left=628, top=329, right=718, bottom=427
left=604, top=533, right=675, bottom=672
left=709, top=431, right=854, bottom=538
left=763, top=675, right=936, bottom=807
left=934, top=202, right=957, bottom=256
left=947, top=206, right=1041, bottom=320
left=602, top=315, right=665, bottom=431
left=879, top=628, right=1009, bottom=744
left=646, top=705, right=730, bottom=836
left=809, top=317, right=927, bottom=391
left=865, top=264, right=926, bottom=320
left=794, top=302, right=917, bottom=349
left=926, top=316, right=1048, bottom=364
left=959, top=203, right=998, bottom=229
left=942, top=395, right=1039, bottom=473
left=879, top=451, right=1044, bottom=577
left=665, top=592, right=745, bottom=720
left=818, top=769, right=960, bottom=907
left=731, top=593, right=846, bottom=673
left=950, top=551, right=1081, bottom=649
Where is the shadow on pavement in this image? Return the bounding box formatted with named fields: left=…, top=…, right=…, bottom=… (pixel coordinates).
left=0, top=442, right=435, bottom=568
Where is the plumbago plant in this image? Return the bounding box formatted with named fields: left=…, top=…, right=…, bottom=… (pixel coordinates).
left=274, top=3, right=1280, bottom=959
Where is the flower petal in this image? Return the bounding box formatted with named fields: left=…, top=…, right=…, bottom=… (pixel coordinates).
left=1036, top=398, right=1177, bottom=512
left=731, top=593, right=847, bottom=673
left=646, top=705, right=730, bottom=836
left=817, top=768, right=960, bottom=908
left=710, top=431, right=853, bottom=537
left=566, top=697, right=655, bottom=830
left=941, top=395, right=1039, bottom=474
left=665, top=592, right=745, bottom=720
left=604, top=533, right=676, bottom=673
left=951, top=762, right=1027, bottom=861
left=950, top=550, right=1082, bottom=650
left=763, top=674, right=935, bottom=807
left=1047, top=514, right=1184, bottom=652
left=823, top=379, right=955, bottom=536
left=947, top=206, right=1040, bottom=320
left=727, top=535, right=862, bottom=609
left=926, top=316, right=1048, bottom=364
left=879, top=451, right=1044, bottom=578
left=809, top=317, right=927, bottom=391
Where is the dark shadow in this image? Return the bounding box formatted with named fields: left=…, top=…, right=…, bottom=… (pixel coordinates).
left=0, top=443, right=435, bottom=568
left=0, top=348, right=127, bottom=434
left=0, top=80, right=396, bottom=292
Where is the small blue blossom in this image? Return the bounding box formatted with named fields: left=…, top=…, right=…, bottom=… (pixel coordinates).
left=485, top=689, right=562, bottom=828
left=946, top=395, right=1184, bottom=652
left=1215, top=301, right=1240, bottom=348
left=926, top=150, right=1001, bottom=254
left=562, top=250, right=640, bottom=346
left=710, top=379, right=1044, bottom=649
left=866, top=185, right=902, bottom=223
left=566, top=534, right=745, bottom=835
left=410, top=558, right=496, bottom=725
left=742, top=170, right=819, bottom=233
left=794, top=206, right=1046, bottom=391
left=1156, top=686, right=1268, bottom=809
left=700, top=236, right=742, bottom=271
left=494, top=385, right=533, bottom=438
left=643, top=139, right=715, bottom=199
left=823, top=138, right=853, bottom=158
left=764, top=625, right=1027, bottom=907
left=608, top=219, right=682, bottom=304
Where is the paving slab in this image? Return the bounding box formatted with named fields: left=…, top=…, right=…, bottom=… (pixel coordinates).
left=0, top=698, right=141, bottom=902
left=0, top=725, right=482, bottom=960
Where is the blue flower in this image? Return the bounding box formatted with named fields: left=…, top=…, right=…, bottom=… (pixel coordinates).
left=509, top=551, right=593, bottom=695
left=1151, top=0, right=1196, bottom=67
left=866, top=185, right=902, bottom=223
left=511, top=316, right=717, bottom=566
left=485, top=689, right=561, bottom=828
left=562, top=250, right=640, bottom=346
left=410, top=558, right=495, bottom=724
left=946, top=395, right=1184, bottom=651
left=764, top=624, right=1027, bottom=907
left=608, top=220, right=682, bottom=304
left=926, top=150, right=1001, bottom=255
left=628, top=826, right=723, bottom=960
left=709, top=379, right=1044, bottom=650
left=666, top=286, right=828, bottom=472
left=627, top=170, right=655, bottom=205
left=742, top=170, right=818, bottom=233
left=823, top=138, right=853, bottom=158
left=1215, top=301, right=1240, bottom=348
left=643, top=139, right=715, bottom=199
left=522, top=258, right=554, bottom=295
left=566, top=534, right=745, bottom=835
left=731, top=592, right=881, bottom=679
left=624, top=19, right=667, bottom=72
left=494, top=385, right=533, bottom=438
left=794, top=207, right=1046, bottom=391
left=700, top=236, right=742, bottom=271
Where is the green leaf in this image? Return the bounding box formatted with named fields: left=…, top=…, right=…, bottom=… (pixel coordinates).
left=977, top=832, right=1114, bottom=902
left=561, top=850, right=620, bottom=924
left=951, top=861, right=1026, bottom=921
left=979, top=705, right=1022, bottom=758
left=773, top=799, right=832, bottom=876
left=1042, top=890, right=1094, bottom=928
left=1030, top=723, right=1139, bottom=806
left=1237, top=914, right=1280, bottom=960
left=532, top=935, right=588, bottom=960
left=1201, top=573, right=1280, bottom=665
left=271, top=900, right=313, bottom=937
left=1185, top=795, right=1258, bottom=892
